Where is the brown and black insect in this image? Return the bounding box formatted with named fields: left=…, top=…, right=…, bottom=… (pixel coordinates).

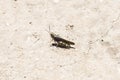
left=46, top=26, right=75, bottom=49
left=50, top=33, right=75, bottom=45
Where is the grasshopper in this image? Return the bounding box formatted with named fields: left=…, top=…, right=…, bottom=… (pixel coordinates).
left=46, top=26, right=75, bottom=49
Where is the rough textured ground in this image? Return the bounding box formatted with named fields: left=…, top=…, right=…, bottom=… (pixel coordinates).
left=0, top=0, right=120, bottom=80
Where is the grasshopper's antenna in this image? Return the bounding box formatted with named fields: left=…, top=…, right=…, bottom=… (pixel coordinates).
left=45, top=26, right=50, bottom=34
left=49, top=25, right=51, bottom=32
left=45, top=25, right=51, bottom=34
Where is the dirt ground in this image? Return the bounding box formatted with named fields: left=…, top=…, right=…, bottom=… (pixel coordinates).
left=0, top=0, right=120, bottom=80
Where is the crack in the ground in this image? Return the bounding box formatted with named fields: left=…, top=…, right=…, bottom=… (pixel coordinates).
left=102, top=14, right=120, bottom=38
left=86, top=14, right=120, bottom=54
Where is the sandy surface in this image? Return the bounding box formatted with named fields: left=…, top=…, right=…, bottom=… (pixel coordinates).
left=0, top=0, right=120, bottom=80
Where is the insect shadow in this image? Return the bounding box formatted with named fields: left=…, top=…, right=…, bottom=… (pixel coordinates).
left=46, top=26, right=75, bottom=49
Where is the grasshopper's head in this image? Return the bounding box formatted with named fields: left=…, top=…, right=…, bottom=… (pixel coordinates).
left=50, top=32, right=57, bottom=38
left=50, top=32, right=58, bottom=37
